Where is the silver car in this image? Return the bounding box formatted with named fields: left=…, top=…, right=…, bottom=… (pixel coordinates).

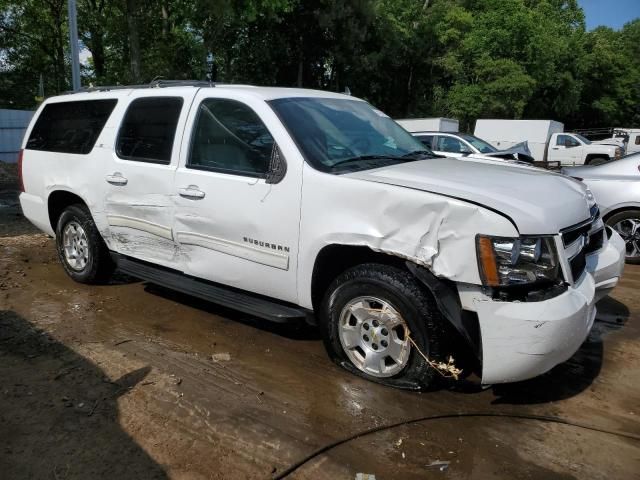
left=563, top=153, right=640, bottom=263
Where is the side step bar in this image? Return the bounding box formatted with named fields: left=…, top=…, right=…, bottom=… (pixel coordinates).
left=112, top=254, right=309, bottom=324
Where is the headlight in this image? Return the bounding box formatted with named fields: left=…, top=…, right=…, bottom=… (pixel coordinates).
left=476, top=235, right=561, bottom=287
left=615, top=147, right=622, bottom=159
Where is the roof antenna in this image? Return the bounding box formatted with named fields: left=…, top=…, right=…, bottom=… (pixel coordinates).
left=343, top=86, right=351, bottom=96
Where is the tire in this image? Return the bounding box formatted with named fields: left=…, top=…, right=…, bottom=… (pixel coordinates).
left=55, top=204, right=115, bottom=283
left=606, top=210, right=640, bottom=264
left=319, top=263, right=448, bottom=390
left=585, top=156, right=608, bottom=166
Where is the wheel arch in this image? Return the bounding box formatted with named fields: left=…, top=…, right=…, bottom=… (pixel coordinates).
left=310, top=244, right=406, bottom=311
left=602, top=204, right=640, bottom=223
left=47, top=189, right=90, bottom=232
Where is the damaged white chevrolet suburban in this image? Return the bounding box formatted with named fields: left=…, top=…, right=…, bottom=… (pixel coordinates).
left=19, top=82, right=626, bottom=389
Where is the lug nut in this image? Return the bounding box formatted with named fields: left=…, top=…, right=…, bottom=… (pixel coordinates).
left=381, top=340, right=388, bottom=348
left=381, top=328, right=388, bottom=336
left=372, top=343, right=378, bottom=350
left=363, top=323, right=369, bottom=330
left=363, top=335, right=369, bottom=342
left=372, top=320, right=379, bottom=327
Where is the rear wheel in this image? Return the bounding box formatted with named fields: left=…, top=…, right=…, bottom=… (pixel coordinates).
left=606, top=210, right=640, bottom=264
left=56, top=204, right=115, bottom=283
left=319, top=263, right=448, bottom=390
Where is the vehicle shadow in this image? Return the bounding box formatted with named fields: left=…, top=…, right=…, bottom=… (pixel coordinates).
left=143, top=283, right=322, bottom=341
left=0, top=310, right=168, bottom=479
left=489, top=295, right=629, bottom=405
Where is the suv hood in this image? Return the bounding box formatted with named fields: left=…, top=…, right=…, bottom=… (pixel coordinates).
left=346, top=158, right=591, bottom=234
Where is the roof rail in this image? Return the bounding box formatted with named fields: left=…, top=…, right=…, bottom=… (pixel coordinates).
left=64, top=79, right=216, bottom=94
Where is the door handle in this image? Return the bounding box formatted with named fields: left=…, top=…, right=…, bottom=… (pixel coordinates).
left=551, top=147, right=560, bottom=150
left=106, top=173, right=128, bottom=185
left=178, top=186, right=206, bottom=199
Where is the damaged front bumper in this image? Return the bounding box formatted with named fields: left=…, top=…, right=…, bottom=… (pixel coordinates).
left=466, top=228, right=625, bottom=385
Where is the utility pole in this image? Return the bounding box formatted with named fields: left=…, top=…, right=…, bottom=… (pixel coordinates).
left=68, top=0, right=81, bottom=91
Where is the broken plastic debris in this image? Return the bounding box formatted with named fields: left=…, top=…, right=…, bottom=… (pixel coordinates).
left=355, top=474, right=376, bottom=480
left=211, top=352, right=231, bottom=362
left=427, top=460, right=450, bottom=471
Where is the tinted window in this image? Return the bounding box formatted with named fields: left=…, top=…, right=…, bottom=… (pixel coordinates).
left=435, top=135, right=468, bottom=153
left=26, top=99, right=117, bottom=154
left=635, top=135, right=640, bottom=145
left=116, top=97, right=183, bottom=164
left=416, top=135, right=434, bottom=148
left=189, top=98, right=274, bottom=176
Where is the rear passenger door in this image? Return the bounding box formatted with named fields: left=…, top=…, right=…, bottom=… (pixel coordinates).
left=102, top=92, right=193, bottom=269
left=171, top=91, right=303, bottom=303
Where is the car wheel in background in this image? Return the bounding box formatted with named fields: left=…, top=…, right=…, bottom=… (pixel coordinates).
left=585, top=156, right=608, bottom=166
left=606, top=210, right=640, bottom=264
left=319, top=263, right=448, bottom=390
left=55, top=204, right=115, bottom=283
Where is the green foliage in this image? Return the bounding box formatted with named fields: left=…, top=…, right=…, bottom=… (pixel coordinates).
left=0, top=0, right=638, bottom=128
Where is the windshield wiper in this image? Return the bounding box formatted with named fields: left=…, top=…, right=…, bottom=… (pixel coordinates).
left=401, top=149, right=436, bottom=159
left=329, top=154, right=403, bottom=169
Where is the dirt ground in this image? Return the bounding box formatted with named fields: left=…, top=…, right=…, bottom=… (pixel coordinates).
left=1, top=184, right=639, bottom=480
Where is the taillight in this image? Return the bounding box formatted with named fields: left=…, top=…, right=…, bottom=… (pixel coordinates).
left=17, top=149, right=24, bottom=192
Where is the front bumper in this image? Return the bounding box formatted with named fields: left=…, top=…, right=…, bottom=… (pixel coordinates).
left=472, top=229, right=625, bottom=384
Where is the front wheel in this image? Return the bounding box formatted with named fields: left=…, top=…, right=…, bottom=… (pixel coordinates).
left=606, top=210, right=640, bottom=264
left=319, top=263, right=448, bottom=390
left=56, top=204, right=115, bottom=283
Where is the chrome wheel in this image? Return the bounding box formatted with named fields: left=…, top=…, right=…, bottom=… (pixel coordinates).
left=62, top=221, right=89, bottom=271
left=338, top=296, right=411, bottom=378
left=613, top=218, right=640, bottom=260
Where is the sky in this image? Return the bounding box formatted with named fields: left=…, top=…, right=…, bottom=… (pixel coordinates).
left=579, top=0, right=640, bottom=30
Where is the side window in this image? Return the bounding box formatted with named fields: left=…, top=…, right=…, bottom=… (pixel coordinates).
left=188, top=98, right=274, bottom=177
left=416, top=135, right=433, bottom=148
left=26, top=99, right=117, bottom=154
left=436, top=135, right=466, bottom=153
left=557, top=135, right=578, bottom=147
left=635, top=135, right=640, bottom=146
left=116, top=97, right=183, bottom=164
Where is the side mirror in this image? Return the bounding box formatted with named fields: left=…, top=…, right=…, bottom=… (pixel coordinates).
left=460, top=147, right=473, bottom=156
left=266, top=144, right=287, bottom=184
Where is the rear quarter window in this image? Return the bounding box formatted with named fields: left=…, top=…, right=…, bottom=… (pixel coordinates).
left=26, top=99, right=118, bottom=154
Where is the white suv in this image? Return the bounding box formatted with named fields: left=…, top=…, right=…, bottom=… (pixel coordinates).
left=19, top=82, right=625, bottom=389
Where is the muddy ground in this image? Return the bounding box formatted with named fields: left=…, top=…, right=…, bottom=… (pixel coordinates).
left=1, top=184, right=639, bottom=480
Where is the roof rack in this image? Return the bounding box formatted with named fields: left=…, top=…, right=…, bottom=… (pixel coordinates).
left=65, top=79, right=216, bottom=94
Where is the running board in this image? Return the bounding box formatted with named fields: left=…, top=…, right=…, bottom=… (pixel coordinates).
left=112, top=254, right=308, bottom=324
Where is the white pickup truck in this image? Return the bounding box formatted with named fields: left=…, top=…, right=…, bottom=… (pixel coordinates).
left=19, top=82, right=625, bottom=389
left=475, top=119, right=622, bottom=166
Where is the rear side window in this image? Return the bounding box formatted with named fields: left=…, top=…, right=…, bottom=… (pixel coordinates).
left=26, top=99, right=117, bottom=154
left=635, top=135, right=640, bottom=145
left=116, top=97, right=183, bottom=164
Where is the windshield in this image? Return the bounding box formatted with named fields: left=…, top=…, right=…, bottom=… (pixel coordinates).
left=269, top=97, right=432, bottom=172
left=458, top=133, right=497, bottom=153
left=573, top=133, right=591, bottom=144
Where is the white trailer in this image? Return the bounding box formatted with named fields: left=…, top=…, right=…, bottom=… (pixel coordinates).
left=396, top=117, right=459, bottom=133
left=474, top=119, right=622, bottom=166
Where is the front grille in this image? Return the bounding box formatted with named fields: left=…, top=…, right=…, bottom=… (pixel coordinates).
left=570, top=249, right=587, bottom=282
left=585, top=228, right=604, bottom=254
left=562, top=223, right=590, bottom=247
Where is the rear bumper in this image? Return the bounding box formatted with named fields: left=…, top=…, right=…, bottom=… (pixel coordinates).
left=19, top=192, right=54, bottom=236
left=472, top=230, right=625, bottom=384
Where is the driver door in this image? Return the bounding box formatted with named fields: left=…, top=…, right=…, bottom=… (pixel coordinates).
left=172, top=91, right=303, bottom=303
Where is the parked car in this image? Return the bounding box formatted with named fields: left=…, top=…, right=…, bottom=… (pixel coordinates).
left=563, top=153, right=640, bottom=264
left=19, top=82, right=625, bottom=389
left=475, top=119, right=623, bottom=166
left=408, top=131, right=534, bottom=163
